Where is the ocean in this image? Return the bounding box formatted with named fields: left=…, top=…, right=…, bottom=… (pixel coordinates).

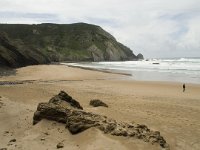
left=62, top=58, right=200, bottom=84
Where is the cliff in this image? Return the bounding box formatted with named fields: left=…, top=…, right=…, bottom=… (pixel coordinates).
left=0, top=23, right=141, bottom=68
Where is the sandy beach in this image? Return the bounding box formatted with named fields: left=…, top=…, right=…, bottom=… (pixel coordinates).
left=0, top=64, right=200, bottom=150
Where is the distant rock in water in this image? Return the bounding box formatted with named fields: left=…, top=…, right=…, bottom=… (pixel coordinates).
left=0, top=23, right=143, bottom=68
left=90, top=99, right=108, bottom=107
left=137, top=53, right=144, bottom=60
left=33, top=91, right=170, bottom=149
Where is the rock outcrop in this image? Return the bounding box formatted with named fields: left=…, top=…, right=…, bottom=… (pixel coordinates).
left=137, top=53, right=144, bottom=60
left=33, top=91, right=169, bottom=150
left=49, top=90, right=83, bottom=110
left=0, top=23, right=142, bottom=68
left=0, top=32, right=49, bottom=68
left=89, top=99, right=108, bottom=107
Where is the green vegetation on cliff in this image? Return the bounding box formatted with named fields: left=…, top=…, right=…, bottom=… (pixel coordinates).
left=0, top=23, right=140, bottom=68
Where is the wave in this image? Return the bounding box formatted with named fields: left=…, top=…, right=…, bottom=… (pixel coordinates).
left=160, top=58, right=200, bottom=63
left=66, top=61, right=200, bottom=73
left=63, top=58, right=200, bottom=83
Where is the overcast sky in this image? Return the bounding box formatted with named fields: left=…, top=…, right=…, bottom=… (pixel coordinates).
left=0, top=0, right=200, bottom=58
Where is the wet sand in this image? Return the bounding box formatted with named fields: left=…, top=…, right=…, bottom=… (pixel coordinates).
left=0, top=64, right=200, bottom=150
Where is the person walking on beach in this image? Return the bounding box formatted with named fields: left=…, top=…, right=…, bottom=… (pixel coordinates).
left=183, top=83, right=185, bottom=92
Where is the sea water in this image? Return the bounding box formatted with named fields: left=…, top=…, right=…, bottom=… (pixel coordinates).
left=63, top=58, right=200, bottom=84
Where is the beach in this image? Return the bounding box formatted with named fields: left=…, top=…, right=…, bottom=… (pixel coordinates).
left=0, top=64, right=200, bottom=150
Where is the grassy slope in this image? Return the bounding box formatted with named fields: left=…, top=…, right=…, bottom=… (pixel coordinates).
left=0, top=23, right=138, bottom=67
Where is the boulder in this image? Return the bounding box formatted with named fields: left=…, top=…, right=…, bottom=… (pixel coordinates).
left=90, top=99, right=108, bottom=107
left=33, top=91, right=170, bottom=150
left=57, top=142, right=64, bottom=149
left=137, top=53, right=144, bottom=59
left=9, top=139, right=16, bottom=142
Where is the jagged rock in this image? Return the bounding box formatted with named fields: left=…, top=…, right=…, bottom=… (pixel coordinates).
left=33, top=91, right=170, bottom=150
left=90, top=99, right=108, bottom=107
left=49, top=91, right=83, bottom=110
left=57, top=142, right=64, bottom=149
left=33, top=102, right=70, bottom=125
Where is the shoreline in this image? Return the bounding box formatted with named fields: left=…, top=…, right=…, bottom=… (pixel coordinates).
left=60, top=59, right=200, bottom=85
left=60, top=63, right=132, bottom=76
left=1, top=64, right=200, bottom=87
left=61, top=63, right=200, bottom=85
left=1, top=61, right=200, bottom=85
left=0, top=64, right=200, bottom=150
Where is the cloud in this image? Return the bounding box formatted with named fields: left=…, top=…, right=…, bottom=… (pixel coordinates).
left=0, top=0, right=200, bottom=58
left=0, top=11, right=59, bottom=23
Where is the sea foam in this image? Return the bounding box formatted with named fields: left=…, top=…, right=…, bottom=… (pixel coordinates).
left=62, top=58, right=200, bottom=84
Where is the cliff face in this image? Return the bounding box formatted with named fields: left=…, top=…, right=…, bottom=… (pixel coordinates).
left=0, top=23, right=141, bottom=68
left=0, top=32, right=49, bottom=67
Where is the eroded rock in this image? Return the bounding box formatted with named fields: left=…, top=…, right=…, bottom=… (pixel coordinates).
left=49, top=90, right=83, bottom=110
left=90, top=99, right=108, bottom=107
left=33, top=91, right=170, bottom=150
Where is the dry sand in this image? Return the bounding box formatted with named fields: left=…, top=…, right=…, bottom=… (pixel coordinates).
left=0, top=64, right=200, bottom=150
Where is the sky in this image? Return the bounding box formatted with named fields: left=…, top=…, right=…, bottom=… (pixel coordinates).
left=0, top=0, right=200, bottom=58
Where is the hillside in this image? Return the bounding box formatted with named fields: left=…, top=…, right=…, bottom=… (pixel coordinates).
left=0, top=23, right=141, bottom=68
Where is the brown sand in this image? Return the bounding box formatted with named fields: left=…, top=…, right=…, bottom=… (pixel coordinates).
left=0, top=64, right=200, bottom=150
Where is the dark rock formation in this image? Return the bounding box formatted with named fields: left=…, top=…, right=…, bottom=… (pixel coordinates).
left=90, top=99, right=108, bottom=107
left=0, top=32, right=49, bottom=68
left=0, top=23, right=142, bottom=68
left=57, top=142, right=64, bottom=149
left=49, top=91, right=83, bottom=110
left=33, top=91, right=83, bottom=125
left=0, top=67, right=16, bottom=76
left=9, top=139, right=16, bottom=143
left=33, top=91, right=170, bottom=150
left=137, top=53, right=144, bottom=60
